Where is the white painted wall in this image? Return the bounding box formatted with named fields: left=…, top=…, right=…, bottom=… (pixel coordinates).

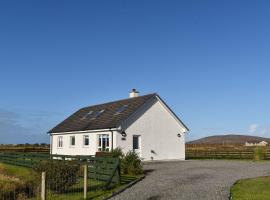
left=51, top=130, right=117, bottom=156
left=115, top=100, right=186, bottom=161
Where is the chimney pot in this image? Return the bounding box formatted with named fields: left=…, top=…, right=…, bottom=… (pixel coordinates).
left=129, top=89, right=139, bottom=98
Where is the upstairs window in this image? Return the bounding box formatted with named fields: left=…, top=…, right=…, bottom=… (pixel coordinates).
left=70, top=136, right=75, bottom=147
left=115, top=105, right=128, bottom=115
left=57, top=136, right=63, bottom=148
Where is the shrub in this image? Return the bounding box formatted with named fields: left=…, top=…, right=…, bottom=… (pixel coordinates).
left=254, top=147, right=266, bottom=161
left=110, top=147, right=124, bottom=159
left=121, top=151, right=143, bottom=175
left=33, top=160, right=79, bottom=193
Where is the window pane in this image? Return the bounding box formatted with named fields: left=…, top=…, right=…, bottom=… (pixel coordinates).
left=84, top=136, right=89, bottom=146
left=58, top=136, right=63, bottom=148
left=70, top=136, right=75, bottom=146
left=106, top=136, right=109, bottom=147
left=133, top=136, right=139, bottom=149
left=98, top=134, right=109, bottom=151
left=99, top=136, right=101, bottom=147
left=115, top=105, right=128, bottom=114
left=102, top=137, right=106, bottom=151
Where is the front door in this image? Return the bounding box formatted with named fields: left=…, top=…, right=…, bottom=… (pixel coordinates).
left=133, top=135, right=141, bottom=156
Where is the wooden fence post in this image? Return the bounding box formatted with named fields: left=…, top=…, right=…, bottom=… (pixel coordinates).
left=41, top=172, right=46, bottom=200
left=84, top=165, right=88, bottom=199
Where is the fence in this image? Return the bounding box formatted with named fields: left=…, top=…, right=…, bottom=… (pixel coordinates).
left=0, top=152, right=50, bottom=167
left=186, top=145, right=270, bottom=160
left=0, top=147, right=50, bottom=153
left=0, top=153, right=121, bottom=200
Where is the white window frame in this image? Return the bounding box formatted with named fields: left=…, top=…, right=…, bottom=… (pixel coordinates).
left=57, top=136, right=63, bottom=148
left=70, top=136, right=76, bottom=147
left=98, top=134, right=110, bottom=152
left=83, top=135, right=89, bottom=147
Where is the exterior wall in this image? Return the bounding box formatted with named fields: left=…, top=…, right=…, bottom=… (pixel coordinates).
left=51, top=130, right=117, bottom=156
left=115, top=100, right=186, bottom=161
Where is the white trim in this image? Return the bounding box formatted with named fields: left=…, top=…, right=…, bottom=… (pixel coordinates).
left=50, top=135, right=53, bottom=153
left=49, top=128, right=120, bottom=135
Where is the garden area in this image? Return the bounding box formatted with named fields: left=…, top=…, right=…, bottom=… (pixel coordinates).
left=0, top=148, right=144, bottom=200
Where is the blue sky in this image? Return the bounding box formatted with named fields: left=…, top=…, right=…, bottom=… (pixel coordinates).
left=1, top=0, right=270, bottom=144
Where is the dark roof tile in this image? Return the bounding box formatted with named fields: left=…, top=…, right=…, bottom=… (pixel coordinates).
left=48, top=93, right=156, bottom=133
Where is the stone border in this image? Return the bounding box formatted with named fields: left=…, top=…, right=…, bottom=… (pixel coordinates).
left=105, top=175, right=145, bottom=199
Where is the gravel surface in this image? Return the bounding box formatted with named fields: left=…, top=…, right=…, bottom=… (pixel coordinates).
left=111, top=160, right=270, bottom=200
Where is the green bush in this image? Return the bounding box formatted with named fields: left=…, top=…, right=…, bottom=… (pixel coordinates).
left=121, top=151, right=143, bottom=176
left=254, top=147, right=266, bottom=161
left=33, top=160, right=79, bottom=193
left=110, top=147, right=124, bottom=159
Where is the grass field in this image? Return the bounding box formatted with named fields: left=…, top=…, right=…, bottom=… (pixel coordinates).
left=230, top=176, right=270, bottom=200
left=0, top=162, right=32, bottom=178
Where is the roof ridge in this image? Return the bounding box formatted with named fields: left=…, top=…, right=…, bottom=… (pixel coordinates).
left=80, top=93, right=157, bottom=110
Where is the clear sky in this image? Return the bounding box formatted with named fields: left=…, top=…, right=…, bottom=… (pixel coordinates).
left=1, top=0, right=270, bottom=144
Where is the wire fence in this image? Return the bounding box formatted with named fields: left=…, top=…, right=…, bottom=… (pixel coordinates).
left=186, top=145, right=270, bottom=160
left=0, top=153, right=121, bottom=200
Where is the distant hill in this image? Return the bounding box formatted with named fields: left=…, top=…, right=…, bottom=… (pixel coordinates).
left=187, top=135, right=270, bottom=145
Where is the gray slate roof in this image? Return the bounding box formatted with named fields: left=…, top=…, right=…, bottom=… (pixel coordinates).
left=48, top=94, right=156, bottom=133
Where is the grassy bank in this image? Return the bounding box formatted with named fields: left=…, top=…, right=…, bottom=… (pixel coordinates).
left=230, top=176, right=270, bottom=200
left=0, top=162, right=141, bottom=200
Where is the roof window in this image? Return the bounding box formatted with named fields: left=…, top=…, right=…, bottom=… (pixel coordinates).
left=81, top=111, right=93, bottom=120
left=91, top=109, right=105, bottom=119
left=115, top=105, right=128, bottom=115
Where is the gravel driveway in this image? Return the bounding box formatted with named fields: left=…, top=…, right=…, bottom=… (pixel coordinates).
left=111, top=160, right=270, bottom=200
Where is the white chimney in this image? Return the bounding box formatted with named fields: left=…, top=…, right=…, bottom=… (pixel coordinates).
left=129, top=89, right=139, bottom=98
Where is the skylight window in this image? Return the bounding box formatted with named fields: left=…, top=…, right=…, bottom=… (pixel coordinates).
left=91, top=109, right=105, bottom=119
left=115, top=105, right=128, bottom=115
left=81, top=111, right=93, bottom=120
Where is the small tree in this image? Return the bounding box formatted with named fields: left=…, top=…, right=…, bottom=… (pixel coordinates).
left=33, top=160, right=79, bottom=193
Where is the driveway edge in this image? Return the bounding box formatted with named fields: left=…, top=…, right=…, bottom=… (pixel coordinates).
left=105, top=175, right=146, bottom=200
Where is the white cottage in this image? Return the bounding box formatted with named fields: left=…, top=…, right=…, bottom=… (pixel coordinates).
left=48, top=90, right=189, bottom=161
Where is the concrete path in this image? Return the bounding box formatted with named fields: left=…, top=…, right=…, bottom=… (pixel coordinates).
left=111, top=160, right=270, bottom=200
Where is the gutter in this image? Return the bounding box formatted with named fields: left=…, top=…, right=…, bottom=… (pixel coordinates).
left=48, top=128, right=120, bottom=135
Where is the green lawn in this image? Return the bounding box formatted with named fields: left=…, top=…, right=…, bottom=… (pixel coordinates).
left=0, top=162, right=32, bottom=178
left=230, top=176, right=270, bottom=200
